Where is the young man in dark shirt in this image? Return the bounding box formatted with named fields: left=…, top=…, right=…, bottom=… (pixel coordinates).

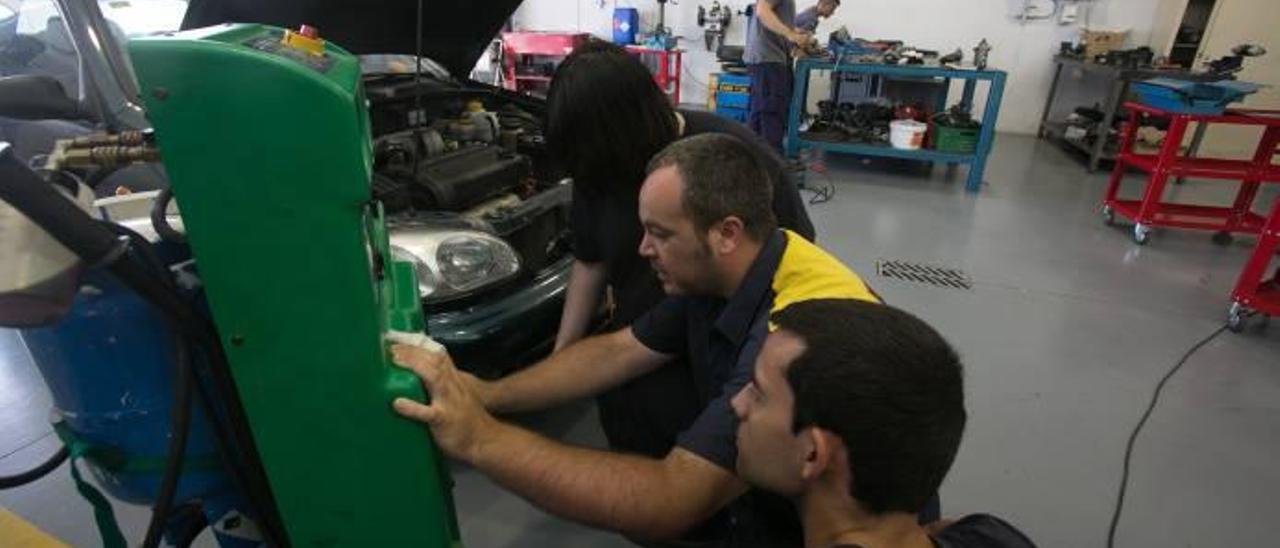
left=732, top=299, right=1037, bottom=548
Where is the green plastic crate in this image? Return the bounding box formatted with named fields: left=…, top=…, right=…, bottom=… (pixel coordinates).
left=934, top=124, right=980, bottom=154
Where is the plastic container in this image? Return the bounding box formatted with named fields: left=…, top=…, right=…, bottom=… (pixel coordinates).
left=934, top=124, right=980, bottom=153
left=613, top=8, right=639, bottom=45
left=1133, top=78, right=1261, bottom=115
left=889, top=120, right=927, bottom=150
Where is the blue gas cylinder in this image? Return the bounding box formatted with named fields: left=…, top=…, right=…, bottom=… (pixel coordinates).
left=19, top=267, right=232, bottom=506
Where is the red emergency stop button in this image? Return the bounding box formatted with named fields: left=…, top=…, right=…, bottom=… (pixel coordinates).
left=282, top=24, right=325, bottom=56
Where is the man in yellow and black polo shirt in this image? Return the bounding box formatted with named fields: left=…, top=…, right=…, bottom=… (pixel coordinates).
left=388, top=134, right=928, bottom=548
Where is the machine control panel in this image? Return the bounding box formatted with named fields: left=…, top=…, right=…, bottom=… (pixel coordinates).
left=243, top=27, right=334, bottom=73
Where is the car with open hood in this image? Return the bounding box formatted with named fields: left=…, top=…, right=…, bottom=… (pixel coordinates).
left=0, top=0, right=578, bottom=378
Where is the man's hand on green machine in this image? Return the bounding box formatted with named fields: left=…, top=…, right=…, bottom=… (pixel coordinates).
left=390, top=343, right=500, bottom=460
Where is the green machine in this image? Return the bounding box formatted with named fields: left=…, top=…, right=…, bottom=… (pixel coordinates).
left=129, top=24, right=460, bottom=546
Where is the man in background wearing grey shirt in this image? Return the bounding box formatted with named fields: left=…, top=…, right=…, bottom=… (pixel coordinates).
left=795, top=0, right=840, bottom=33
left=744, top=0, right=811, bottom=151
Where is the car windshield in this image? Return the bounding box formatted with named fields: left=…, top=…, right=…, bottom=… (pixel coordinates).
left=13, top=0, right=186, bottom=37
left=1, top=0, right=187, bottom=95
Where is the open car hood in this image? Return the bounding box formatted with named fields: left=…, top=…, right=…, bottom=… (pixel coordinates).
left=181, top=0, right=523, bottom=77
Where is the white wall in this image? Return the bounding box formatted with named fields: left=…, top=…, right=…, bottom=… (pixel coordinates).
left=511, top=0, right=1167, bottom=134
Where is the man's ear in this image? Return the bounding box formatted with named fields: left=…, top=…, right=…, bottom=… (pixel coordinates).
left=799, top=426, right=830, bottom=481
left=710, top=216, right=746, bottom=254
left=802, top=428, right=851, bottom=485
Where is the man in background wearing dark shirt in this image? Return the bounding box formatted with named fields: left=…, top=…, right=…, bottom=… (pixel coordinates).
left=732, top=299, right=1037, bottom=548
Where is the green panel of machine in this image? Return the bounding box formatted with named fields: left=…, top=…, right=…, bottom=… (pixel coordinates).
left=130, top=24, right=460, bottom=546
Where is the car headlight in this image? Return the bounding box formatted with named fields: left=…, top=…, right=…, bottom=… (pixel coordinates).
left=389, top=228, right=520, bottom=303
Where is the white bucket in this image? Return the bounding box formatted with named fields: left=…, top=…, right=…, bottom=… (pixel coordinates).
left=889, top=120, right=927, bottom=150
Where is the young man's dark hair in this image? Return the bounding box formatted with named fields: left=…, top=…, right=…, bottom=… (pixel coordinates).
left=545, top=40, right=679, bottom=193
left=647, top=133, right=780, bottom=243
left=773, top=298, right=966, bottom=514
left=733, top=299, right=1035, bottom=547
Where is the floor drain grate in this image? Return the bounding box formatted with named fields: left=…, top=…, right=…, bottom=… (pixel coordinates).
left=875, top=260, right=972, bottom=290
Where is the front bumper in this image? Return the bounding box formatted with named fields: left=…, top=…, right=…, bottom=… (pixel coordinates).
left=424, top=256, right=571, bottom=378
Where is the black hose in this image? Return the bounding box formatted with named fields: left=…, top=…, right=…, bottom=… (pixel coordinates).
left=141, top=331, right=194, bottom=548
left=167, top=503, right=210, bottom=548
left=0, top=446, right=69, bottom=489
left=106, top=241, right=289, bottom=548
left=151, top=187, right=186, bottom=244
left=0, top=145, right=124, bottom=267
left=100, top=222, right=195, bottom=548
left=104, top=227, right=288, bottom=548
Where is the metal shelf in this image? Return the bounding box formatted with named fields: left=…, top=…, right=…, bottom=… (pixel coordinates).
left=797, top=135, right=976, bottom=163
left=786, top=58, right=1007, bottom=192
left=1041, top=119, right=1118, bottom=161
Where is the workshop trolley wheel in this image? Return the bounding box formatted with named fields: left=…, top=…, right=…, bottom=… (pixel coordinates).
left=1102, top=205, right=1116, bottom=226
left=1212, top=231, right=1234, bottom=246
left=1228, top=302, right=1248, bottom=333
left=1133, top=223, right=1152, bottom=245
left=1226, top=302, right=1268, bottom=333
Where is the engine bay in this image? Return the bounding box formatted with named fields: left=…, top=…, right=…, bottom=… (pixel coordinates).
left=364, top=75, right=572, bottom=290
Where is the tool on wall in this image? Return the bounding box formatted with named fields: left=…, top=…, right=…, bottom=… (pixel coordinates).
left=939, top=48, right=963, bottom=67
left=697, top=1, right=734, bottom=51
left=974, top=39, right=992, bottom=70
left=1205, top=44, right=1268, bottom=77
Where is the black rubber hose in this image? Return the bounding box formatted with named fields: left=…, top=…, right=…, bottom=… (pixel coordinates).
left=103, top=229, right=288, bottom=548
left=0, top=446, right=69, bottom=489
left=167, top=503, right=210, bottom=548
left=141, top=331, right=194, bottom=548
left=104, top=238, right=289, bottom=548
left=151, top=187, right=186, bottom=244
left=0, top=144, right=124, bottom=267
left=101, top=222, right=195, bottom=548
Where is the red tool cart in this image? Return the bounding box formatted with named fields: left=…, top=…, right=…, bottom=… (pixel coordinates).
left=626, top=46, right=683, bottom=104
left=1101, top=102, right=1280, bottom=245
left=1228, top=195, right=1280, bottom=331
left=501, top=31, right=590, bottom=96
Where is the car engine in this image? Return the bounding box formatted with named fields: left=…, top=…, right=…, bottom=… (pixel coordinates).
left=363, top=75, right=572, bottom=304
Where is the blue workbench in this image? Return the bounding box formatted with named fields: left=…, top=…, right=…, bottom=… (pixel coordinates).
left=785, top=58, right=1008, bottom=192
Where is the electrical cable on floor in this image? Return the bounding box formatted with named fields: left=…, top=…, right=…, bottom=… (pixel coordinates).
left=0, top=446, right=69, bottom=489
left=799, top=150, right=835, bottom=205
left=1105, top=324, right=1230, bottom=548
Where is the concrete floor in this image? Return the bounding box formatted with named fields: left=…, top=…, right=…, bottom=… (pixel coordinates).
left=3, top=133, right=1278, bottom=547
